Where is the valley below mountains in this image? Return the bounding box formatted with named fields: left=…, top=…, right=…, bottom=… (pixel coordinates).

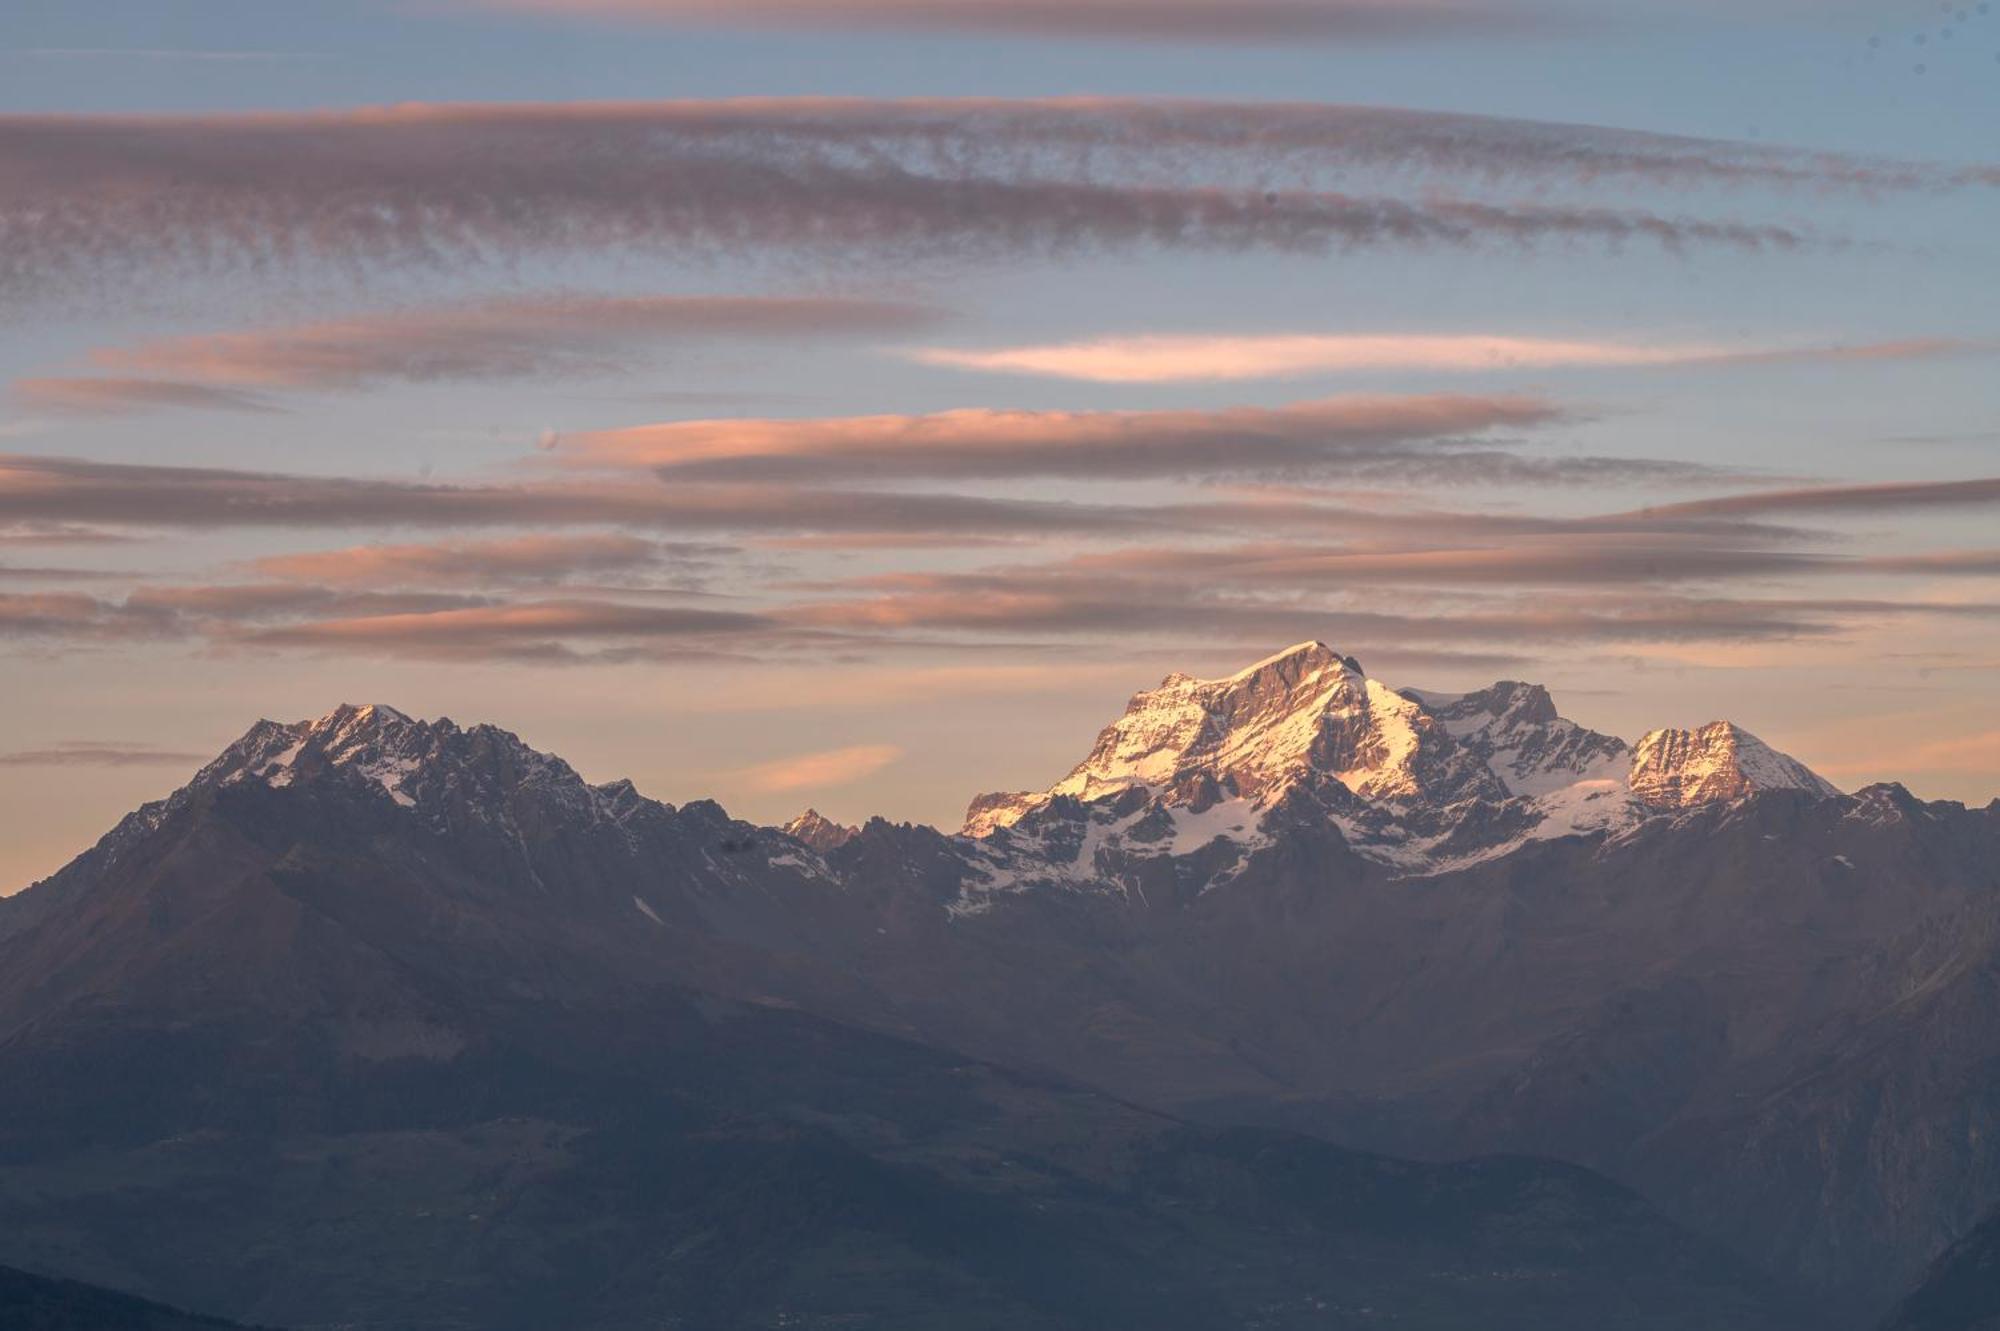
left=2, top=642, right=1996, bottom=1329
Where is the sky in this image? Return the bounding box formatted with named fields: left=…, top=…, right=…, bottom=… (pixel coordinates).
left=1, top=0, right=1996, bottom=889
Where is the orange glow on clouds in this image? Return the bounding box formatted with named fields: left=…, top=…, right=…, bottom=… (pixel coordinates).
left=554, top=394, right=1560, bottom=481
left=910, top=334, right=1974, bottom=384
left=723, top=743, right=905, bottom=793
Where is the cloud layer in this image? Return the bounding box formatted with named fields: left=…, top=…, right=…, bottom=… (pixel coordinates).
left=1632, top=477, right=2000, bottom=519
left=473, top=0, right=1540, bottom=42
left=554, top=394, right=1663, bottom=484
left=30, top=294, right=938, bottom=411
left=12, top=378, right=279, bottom=416
left=1, top=98, right=1886, bottom=296
left=722, top=742, right=905, bottom=793
left=0, top=741, right=210, bottom=768
left=782, top=566, right=1997, bottom=649
left=240, top=600, right=772, bottom=659
left=0, top=454, right=1158, bottom=538
left=913, top=334, right=1978, bottom=384
left=249, top=534, right=723, bottom=586
left=3, top=452, right=1995, bottom=666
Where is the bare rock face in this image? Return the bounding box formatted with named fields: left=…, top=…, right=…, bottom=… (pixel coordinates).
left=1630, top=720, right=1841, bottom=809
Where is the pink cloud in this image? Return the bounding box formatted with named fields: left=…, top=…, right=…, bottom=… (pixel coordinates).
left=1633, top=478, right=2000, bottom=520
left=0, top=591, right=132, bottom=639
left=554, top=394, right=1600, bottom=484
left=244, top=599, right=763, bottom=642
left=67, top=294, right=938, bottom=396
left=722, top=743, right=905, bottom=793
left=911, top=334, right=1981, bottom=384
left=12, top=377, right=278, bottom=416
left=250, top=534, right=707, bottom=586
left=1819, top=729, right=2000, bottom=779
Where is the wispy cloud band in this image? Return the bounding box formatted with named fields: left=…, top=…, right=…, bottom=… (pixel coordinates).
left=471, top=0, right=1541, bottom=42
left=0, top=98, right=1881, bottom=295
left=721, top=742, right=905, bottom=793
left=13, top=378, right=281, bottom=416
left=554, top=394, right=1646, bottom=485
left=0, top=454, right=1155, bottom=538
left=912, top=334, right=1980, bottom=383
left=248, top=534, right=724, bottom=586
left=0, top=741, right=210, bottom=768
left=49, top=294, right=938, bottom=404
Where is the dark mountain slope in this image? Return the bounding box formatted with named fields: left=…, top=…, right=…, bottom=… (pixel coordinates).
left=801, top=784, right=2000, bottom=1311
left=1880, top=1206, right=2000, bottom=1331
left=0, top=1265, right=253, bottom=1330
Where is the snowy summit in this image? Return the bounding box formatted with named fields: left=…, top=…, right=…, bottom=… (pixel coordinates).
left=963, top=642, right=1840, bottom=873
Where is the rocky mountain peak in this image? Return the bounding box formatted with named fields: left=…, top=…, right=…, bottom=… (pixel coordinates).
left=961, top=642, right=1494, bottom=837
left=1227, top=639, right=1363, bottom=684
left=1408, top=680, right=1630, bottom=799
left=783, top=808, right=859, bottom=852
left=192, top=703, right=645, bottom=833
left=200, top=703, right=456, bottom=810
left=958, top=644, right=1851, bottom=875
left=1432, top=680, right=1561, bottom=728
left=1629, top=720, right=1840, bottom=809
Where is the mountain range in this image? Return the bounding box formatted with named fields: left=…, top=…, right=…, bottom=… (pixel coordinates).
left=1, top=641, right=1994, bottom=1329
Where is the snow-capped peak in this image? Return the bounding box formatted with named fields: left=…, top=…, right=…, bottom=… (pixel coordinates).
left=1629, top=721, right=1841, bottom=809
left=962, top=642, right=1495, bottom=837
left=1409, top=681, right=1630, bottom=798
left=1226, top=639, right=1364, bottom=682
left=959, top=644, right=1848, bottom=882
left=201, top=703, right=437, bottom=808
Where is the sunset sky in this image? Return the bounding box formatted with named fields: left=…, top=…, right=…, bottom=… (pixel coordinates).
left=2, top=0, right=1996, bottom=889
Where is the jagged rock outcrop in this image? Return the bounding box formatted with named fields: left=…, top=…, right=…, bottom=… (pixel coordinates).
left=781, top=808, right=859, bottom=852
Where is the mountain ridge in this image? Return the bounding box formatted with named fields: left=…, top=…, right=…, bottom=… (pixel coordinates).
left=0, top=690, right=1829, bottom=1330
left=2, top=642, right=1992, bottom=1327
left=13, top=640, right=1852, bottom=909
left=960, top=639, right=1843, bottom=875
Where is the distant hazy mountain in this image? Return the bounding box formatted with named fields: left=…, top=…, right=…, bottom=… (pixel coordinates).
left=2, top=642, right=1994, bottom=1327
